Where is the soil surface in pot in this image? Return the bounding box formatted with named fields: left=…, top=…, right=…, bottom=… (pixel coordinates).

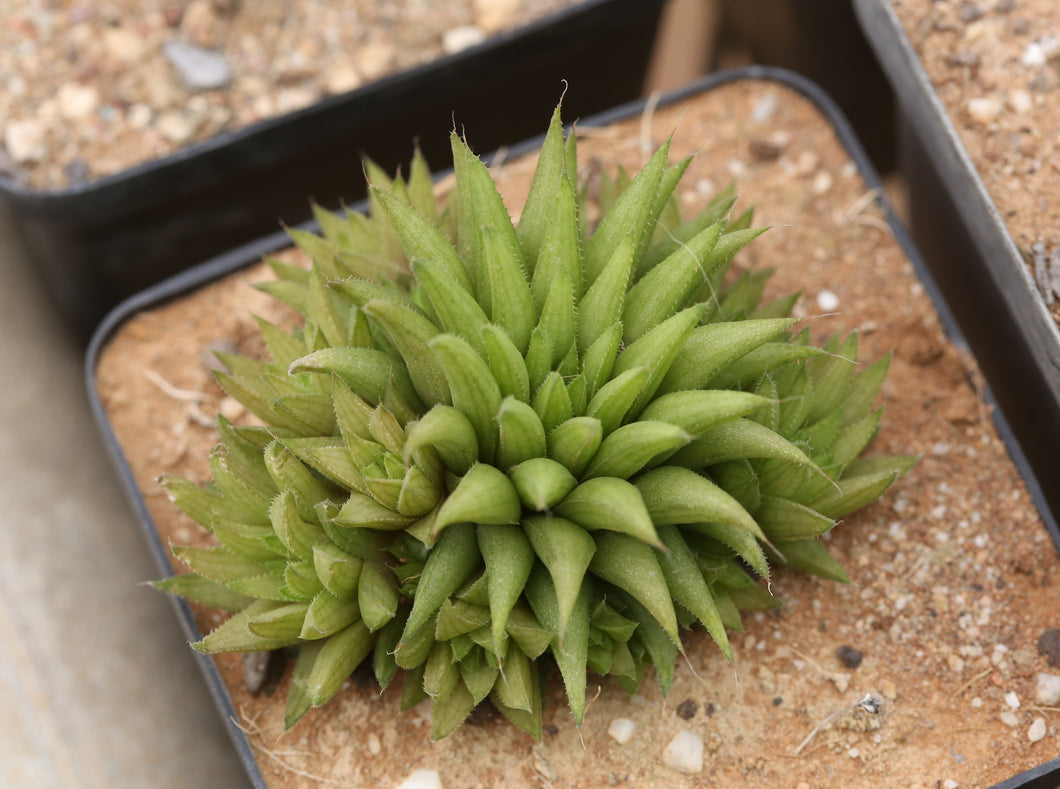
left=890, top=0, right=1060, bottom=326
left=0, top=0, right=576, bottom=190
left=95, top=80, right=1060, bottom=788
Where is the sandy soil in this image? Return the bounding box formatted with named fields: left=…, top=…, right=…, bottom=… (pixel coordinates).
left=890, top=0, right=1060, bottom=324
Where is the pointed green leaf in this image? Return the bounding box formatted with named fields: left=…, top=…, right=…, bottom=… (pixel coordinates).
left=375, top=187, right=472, bottom=291
left=518, top=103, right=567, bottom=267
left=525, top=564, right=589, bottom=726
left=483, top=325, right=531, bottom=402
left=531, top=371, right=573, bottom=433
left=482, top=226, right=535, bottom=355
left=505, top=458, right=574, bottom=513
left=589, top=531, right=679, bottom=644
left=151, top=573, right=254, bottom=612
left=523, top=515, right=595, bottom=638
left=306, top=619, right=374, bottom=706
left=623, top=221, right=723, bottom=342
left=496, top=396, right=547, bottom=470
left=584, top=139, right=669, bottom=285
left=402, top=523, right=481, bottom=641
left=404, top=405, right=479, bottom=476
left=577, top=234, right=635, bottom=353
left=635, top=465, right=769, bottom=545
left=555, top=477, right=662, bottom=547
left=433, top=463, right=520, bottom=536
left=429, top=333, right=501, bottom=462
left=361, top=298, right=450, bottom=407
left=582, top=420, right=692, bottom=480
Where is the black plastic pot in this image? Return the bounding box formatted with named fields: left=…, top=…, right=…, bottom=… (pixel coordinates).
left=86, top=66, right=1060, bottom=789
left=854, top=0, right=1060, bottom=555
left=715, top=0, right=897, bottom=171
left=2, top=0, right=663, bottom=341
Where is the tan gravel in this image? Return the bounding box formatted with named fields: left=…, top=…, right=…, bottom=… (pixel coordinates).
left=0, top=0, right=578, bottom=190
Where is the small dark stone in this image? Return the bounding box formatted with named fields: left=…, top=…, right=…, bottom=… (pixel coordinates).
left=947, top=51, right=980, bottom=68
left=836, top=644, right=864, bottom=669
left=63, top=158, right=91, bottom=187
left=242, top=650, right=285, bottom=696
left=704, top=702, right=716, bottom=717
left=748, top=137, right=784, bottom=161
left=545, top=724, right=559, bottom=736
left=997, top=0, right=1015, bottom=11
left=210, top=0, right=241, bottom=14
left=959, top=2, right=984, bottom=23
left=772, top=697, right=783, bottom=706
left=1039, top=628, right=1060, bottom=666
left=676, top=698, right=698, bottom=720
left=1013, top=17, right=1031, bottom=35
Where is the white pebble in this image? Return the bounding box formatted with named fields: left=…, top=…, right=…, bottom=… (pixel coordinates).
left=750, top=92, right=777, bottom=124
left=811, top=170, right=833, bottom=195
left=218, top=396, right=245, bottom=421
left=971, top=697, right=983, bottom=708
left=941, top=781, right=959, bottom=789
left=1028, top=717, right=1047, bottom=743
left=816, top=289, right=839, bottom=312
left=1004, top=691, right=1020, bottom=709
left=356, top=43, right=395, bottom=81
left=1000, top=711, right=1020, bottom=727
left=727, top=158, right=747, bottom=178
left=443, top=26, right=487, bottom=54
left=3, top=119, right=46, bottom=163
left=1035, top=673, right=1060, bottom=706
left=397, top=768, right=442, bottom=789
left=1022, top=36, right=1060, bottom=67
left=325, top=63, right=362, bottom=95
left=127, top=103, right=153, bottom=130
left=157, top=110, right=197, bottom=144
left=57, top=83, right=101, bottom=120
left=276, top=86, right=316, bottom=114
left=608, top=718, right=636, bottom=745
left=794, top=150, right=820, bottom=176
left=848, top=747, right=860, bottom=758
left=164, top=40, right=233, bottom=91
left=104, top=26, right=147, bottom=63
left=367, top=733, right=382, bottom=755
left=967, top=97, right=1001, bottom=124
left=662, top=730, right=703, bottom=775
left=1008, top=90, right=1033, bottom=114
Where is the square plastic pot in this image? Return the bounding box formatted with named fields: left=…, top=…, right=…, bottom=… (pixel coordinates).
left=854, top=0, right=1060, bottom=545
left=87, top=66, right=1060, bottom=788
left=2, top=0, right=663, bottom=341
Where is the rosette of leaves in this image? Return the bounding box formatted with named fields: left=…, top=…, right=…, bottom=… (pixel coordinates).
left=156, top=105, right=915, bottom=740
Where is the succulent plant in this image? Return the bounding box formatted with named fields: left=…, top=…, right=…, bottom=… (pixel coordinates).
left=156, top=105, right=915, bottom=740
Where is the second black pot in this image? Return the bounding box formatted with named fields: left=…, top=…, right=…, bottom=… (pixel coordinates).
left=3, top=0, right=663, bottom=341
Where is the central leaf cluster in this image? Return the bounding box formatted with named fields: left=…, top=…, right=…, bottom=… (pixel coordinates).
left=159, top=106, right=914, bottom=740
